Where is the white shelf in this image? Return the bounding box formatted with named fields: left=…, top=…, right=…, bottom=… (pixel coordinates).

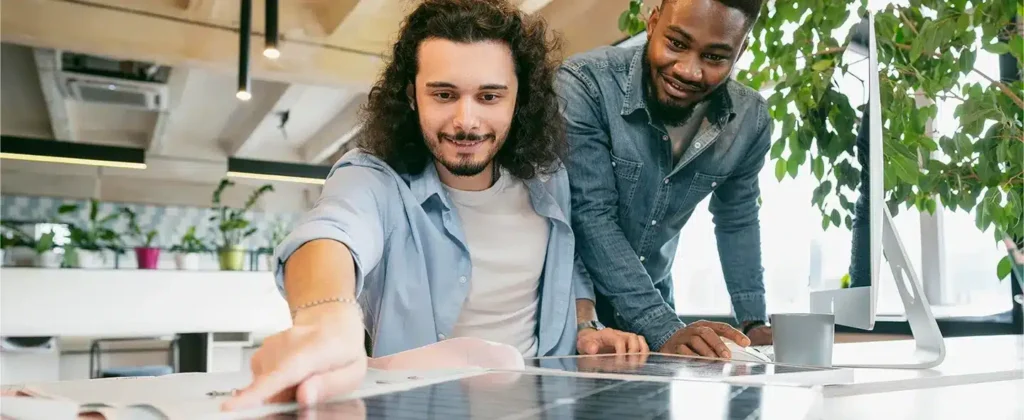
left=0, top=268, right=291, bottom=337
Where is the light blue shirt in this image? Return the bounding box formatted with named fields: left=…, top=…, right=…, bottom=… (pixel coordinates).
left=273, top=149, right=582, bottom=357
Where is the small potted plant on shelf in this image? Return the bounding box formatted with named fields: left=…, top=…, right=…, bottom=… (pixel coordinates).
left=59, top=199, right=124, bottom=269
left=257, top=220, right=290, bottom=271
left=0, top=222, right=60, bottom=268
left=169, top=226, right=210, bottom=270
left=121, top=207, right=160, bottom=269
left=209, top=179, right=274, bottom=271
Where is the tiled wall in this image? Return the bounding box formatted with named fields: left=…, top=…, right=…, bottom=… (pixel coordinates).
left=0, top=194, right=301, bottom=250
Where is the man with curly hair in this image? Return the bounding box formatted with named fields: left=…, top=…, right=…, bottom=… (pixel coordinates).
left=558, top=0, right=772, bottom=359
left=223, top=0, right=644, bottom=410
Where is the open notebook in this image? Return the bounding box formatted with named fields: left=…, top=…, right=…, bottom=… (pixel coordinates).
left=2, top=368, right=488, bottom=420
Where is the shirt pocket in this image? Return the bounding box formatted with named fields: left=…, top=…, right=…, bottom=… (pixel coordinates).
left=678, top=172, right=728, bottom=210
left=609, top=153, right=642, bottom=211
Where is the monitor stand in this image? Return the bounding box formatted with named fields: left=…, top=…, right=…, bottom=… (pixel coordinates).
left=828, top=206, right=946, bottom=369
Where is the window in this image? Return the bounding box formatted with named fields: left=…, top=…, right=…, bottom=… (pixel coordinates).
left=672, top=4, right=1012, bottom=320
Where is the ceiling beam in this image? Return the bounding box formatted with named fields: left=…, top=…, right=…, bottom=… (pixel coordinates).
left=148, top=68, right=192, bottom=155
left=182, top=0, right=229, bottom=20
left=300, top=95, right=367, bottom=164
left=219, top=83, right=307, bottom=157
left=31, top=48, right=77, bottom=142
left=1, top=0, right=385, bottom=87
left=304, top=0, right=361, bottom=36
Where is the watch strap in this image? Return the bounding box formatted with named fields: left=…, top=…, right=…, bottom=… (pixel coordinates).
left=577, top=320, right=604, bottom=331
left=742, top=320, right=766, bottom=335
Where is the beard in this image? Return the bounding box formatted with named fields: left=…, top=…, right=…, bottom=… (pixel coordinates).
left=642, top=41, right=711, bottom=126
left=429, top=130, right=498, bottom=177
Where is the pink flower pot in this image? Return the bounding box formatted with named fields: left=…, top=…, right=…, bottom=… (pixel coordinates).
left=135, top=247, right=161, bottom=269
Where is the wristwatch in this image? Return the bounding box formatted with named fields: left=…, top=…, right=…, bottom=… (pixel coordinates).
left=742, top=320, right=767, bottom=335
left=577, top=320, right=605, bottom=332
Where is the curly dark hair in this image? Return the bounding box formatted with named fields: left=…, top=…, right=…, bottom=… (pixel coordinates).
left=358, top=0, right=566, bottom=180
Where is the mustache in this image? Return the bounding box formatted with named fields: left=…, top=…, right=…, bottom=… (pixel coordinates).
left=663, top=73, right=704, bottom=92
left=439, top=131, right=495, bottom=142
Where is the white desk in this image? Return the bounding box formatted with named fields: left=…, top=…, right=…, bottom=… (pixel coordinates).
left=0, top=268, right=290, bottom=337
left=824, top=379, right=1024, bottom=420
left=825, top=335, right=1024, bottom=396
left=0, top=268, right=291, bottom=381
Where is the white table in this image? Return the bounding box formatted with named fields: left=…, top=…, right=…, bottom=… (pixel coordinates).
left=824, top=379, right=1024, bottom=420
left=0, top=268, right=291, bottom=380
left=825, top=335, right=1024, bottom=397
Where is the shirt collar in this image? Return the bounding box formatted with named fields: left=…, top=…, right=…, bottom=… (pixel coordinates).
left=407, top=161, right=454, bottom=210
left=407, top=162, right=568, bottom=225
left=620, top=45, right=737, bottom=127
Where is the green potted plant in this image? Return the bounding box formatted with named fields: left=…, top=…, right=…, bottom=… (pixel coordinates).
left=58, top=199, right=124, bottom=269
left=121, top=207, right=160, bottom=269
left=257, top=220, right=290, bottom=271
left=209, top=179, right=274, bottom=271
left=169, top=226, right=211, bottom=270
left=0, top=222, right=59, bottom=268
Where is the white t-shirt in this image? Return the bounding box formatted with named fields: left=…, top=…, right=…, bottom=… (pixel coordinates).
left=443, top=169, right=549, bottom=357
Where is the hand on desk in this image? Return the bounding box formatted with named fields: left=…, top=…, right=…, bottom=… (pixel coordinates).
left=577, top=327, right=649, bottom=355
left=658, top=320, right=749, bottom=359
left=222, top=303, right=367, bottom=411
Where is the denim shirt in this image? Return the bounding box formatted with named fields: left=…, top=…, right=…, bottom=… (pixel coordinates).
left=557, top=45, right=771, bottom=351
left=273, top=149, right=580, bottom=357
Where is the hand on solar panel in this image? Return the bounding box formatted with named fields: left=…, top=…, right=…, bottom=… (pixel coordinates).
left=658, top=320, right=749, bottom=359
left=222, top=303, right=368, bottom=411
left=576, top=327, right=649, bottom=355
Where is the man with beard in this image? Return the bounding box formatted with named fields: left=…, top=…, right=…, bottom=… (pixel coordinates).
left=222, top=0, right=644, bottom=411
left=557, top=0, right=773, bottom=358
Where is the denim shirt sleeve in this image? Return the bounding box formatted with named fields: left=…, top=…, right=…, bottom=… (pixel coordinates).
left=708, top=105, right=771, bottom=324
left=557, top=65, right=685, bottom=351
left=272, top=164, right=392, bottom=300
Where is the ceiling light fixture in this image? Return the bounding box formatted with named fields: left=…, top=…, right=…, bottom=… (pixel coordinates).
left=263, top=0, right=280, bottom=59
left=237, top=0, right=252, bottom=101
left=226, top=157, right=330, bottom=185
left=0, top=135, right=146, bottom=170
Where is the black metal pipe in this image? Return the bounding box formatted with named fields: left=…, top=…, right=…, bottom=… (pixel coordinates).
left=264, top=0, right=279, bottom=58
left=237, top=0, right=252, bottom=99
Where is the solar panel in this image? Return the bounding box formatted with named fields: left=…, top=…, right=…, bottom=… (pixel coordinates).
left=525, top=353, right=851, bottom=386
left=252, top=372, right=822, bottom=420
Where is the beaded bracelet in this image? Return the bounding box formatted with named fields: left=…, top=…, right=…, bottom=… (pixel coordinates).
left=290, top=297, right=358, bottom=317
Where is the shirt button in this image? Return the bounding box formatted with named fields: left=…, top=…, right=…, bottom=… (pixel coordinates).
left=438, top=333, right=446, bottom=340
left=711, top=181, right=718, bottom=187
left=611, top=161, right=617, bottom=167
left=662, top=135, right=669, bottom=141
left=695, top=142, right=703, bottom=149
left=459, top=276, right=467, bottom=284
left=639, top=256, right=646, bottom=262
left=663, top=179, right=669, bottom=184
left=651, top=220, right=657, bottom=226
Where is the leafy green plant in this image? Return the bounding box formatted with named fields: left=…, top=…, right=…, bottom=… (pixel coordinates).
left=121, top=207, right=158, bottom=248
left=209, top=179, right=274, bottom=250
left=169, top=226, right=212, bottom=254
left=58, top=199, right=124, bottom=252
left=621, top=0, right=1023, bottom=280
left=257, top=220, right=291, bottom=255
left=0, top=222, right=55, bottom=254
left=618, top=0, right=648, bottom=36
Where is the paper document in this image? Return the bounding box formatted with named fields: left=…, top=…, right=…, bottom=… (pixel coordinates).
left=7, top=368, right=487, bottom=420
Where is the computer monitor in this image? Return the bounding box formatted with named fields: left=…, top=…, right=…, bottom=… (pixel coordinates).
left=807, top=11, right=945, bottom=369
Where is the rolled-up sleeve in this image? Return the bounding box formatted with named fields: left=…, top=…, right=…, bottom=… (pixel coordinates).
left=273, top=164, right=392, bottom=300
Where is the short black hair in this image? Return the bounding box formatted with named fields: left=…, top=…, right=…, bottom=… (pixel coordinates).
left=663, top=0, right=764, bottom=29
